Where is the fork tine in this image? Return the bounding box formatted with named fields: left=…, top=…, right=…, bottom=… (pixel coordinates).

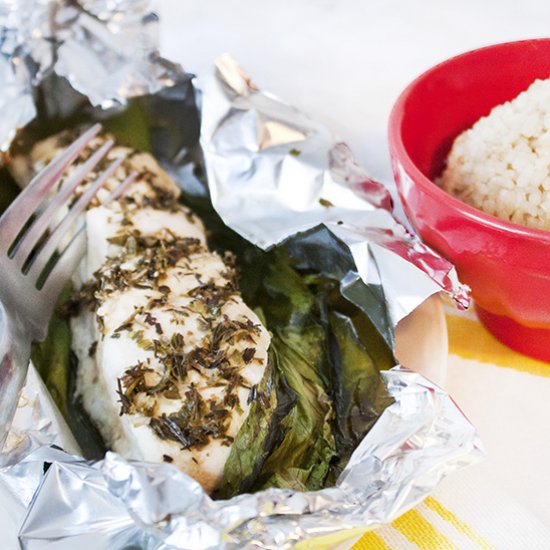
left=12, top=139, right=114, bottom=268
left=102, top=171, right=138, bottom=204
left=0, top=124, right=102, bottom=251
left=25, top=157, right=124, bottom=282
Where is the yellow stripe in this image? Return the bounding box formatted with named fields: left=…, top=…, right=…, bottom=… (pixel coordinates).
left=295, top=527, right=369, bottom=549
left=446, top=314, right=550, bottom=378
left=424, top=497, right=497, bottom=550
left=351, top=530, right=392, bottom=550
left=392, top=509, right=460, bottom=549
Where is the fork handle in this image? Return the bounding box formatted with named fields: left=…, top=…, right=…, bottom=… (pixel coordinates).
left=0, top=307, right=31, bottom=450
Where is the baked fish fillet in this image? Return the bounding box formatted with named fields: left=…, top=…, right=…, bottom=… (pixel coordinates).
left=19, top=131, right=270, bottom=493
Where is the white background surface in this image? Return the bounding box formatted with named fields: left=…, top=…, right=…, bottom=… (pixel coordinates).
left=157, top=0, right=550, bottom=185
left=155, top=0, right=550, bottom=538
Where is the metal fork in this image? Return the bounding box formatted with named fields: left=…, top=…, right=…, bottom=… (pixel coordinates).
left=0, top=123, right=129, bottom=447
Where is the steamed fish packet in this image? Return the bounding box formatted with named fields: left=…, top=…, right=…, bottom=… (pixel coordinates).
left=0, top=2, right=482, bottom=546
left=10, top=128, right=394, bottom=497
left=13, top=130, right=270, bottom=493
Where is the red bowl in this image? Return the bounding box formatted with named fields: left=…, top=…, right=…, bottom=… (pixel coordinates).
left=388, top=39, right=550, bottom=362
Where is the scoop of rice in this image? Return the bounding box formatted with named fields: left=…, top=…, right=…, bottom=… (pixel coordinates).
left=440, top=78, right=550, bottom=230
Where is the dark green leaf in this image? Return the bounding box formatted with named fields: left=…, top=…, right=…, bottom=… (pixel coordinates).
left=255, top=326, right=336, bottom=492
left=283, top=226, right=395, bottom=348
left=235, top=254, right=337, bottom=492
left=217, top=354, right=296, bottom=498
left=326, top=312, right=394, bottom=481
left=31, top=284, right=73, bottom=417
left=102, top=100, right=152, bottom=152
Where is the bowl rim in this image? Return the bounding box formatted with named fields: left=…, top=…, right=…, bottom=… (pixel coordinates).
left=388, top=37, right=550, bottom=245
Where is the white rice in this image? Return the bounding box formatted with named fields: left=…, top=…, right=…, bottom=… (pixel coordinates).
left=440, top=78, right=550, bottom=230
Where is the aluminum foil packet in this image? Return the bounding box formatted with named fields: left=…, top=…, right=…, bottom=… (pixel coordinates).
left=0, top=0, right=181, bottom=149
left=0, top=1, right=480, bottom=548
left=198, top=54, right=469, bottom=329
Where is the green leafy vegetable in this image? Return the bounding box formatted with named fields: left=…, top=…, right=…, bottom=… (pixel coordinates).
left=31, top=284, right=73, bottom=418
left=255, top=329, right=335, bottom=491
left=327, top=312, right=394, bottom=480
left=217, top=356, right=296, bottom=498
left=257, top=258, right=337, bottom=491
left=102, top=100, right=152, bottom=153
left=219, top=255, right=337, bottom=495
left=218, top=248, right=394, bottom=495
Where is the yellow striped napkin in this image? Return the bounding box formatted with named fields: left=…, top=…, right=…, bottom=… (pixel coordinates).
left=354, top=497, right=496, bottom=550
left=351, top=304, right=550, bottom=549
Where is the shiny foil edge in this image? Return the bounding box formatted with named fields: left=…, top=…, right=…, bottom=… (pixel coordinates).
left=3, top=366, right=483, bottom=549
left=198, top=54, right=470, bottom=326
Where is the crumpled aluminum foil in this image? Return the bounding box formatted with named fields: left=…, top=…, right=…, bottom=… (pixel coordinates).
left=2, top=367, right=482, bottom=550
left=0, top=0, right=182, bottom=149
left=198, top=54, right=470, bottom=330
left=0, top=1, right=482, bottom=548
